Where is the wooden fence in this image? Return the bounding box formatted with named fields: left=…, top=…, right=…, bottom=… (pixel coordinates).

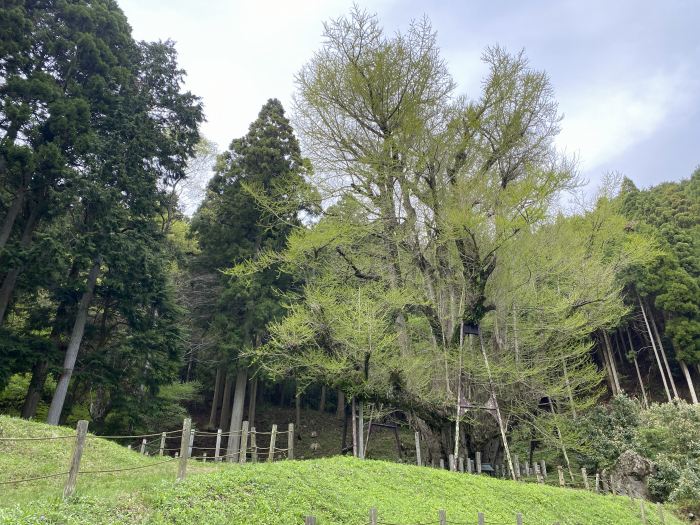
left=0, top=418, right=294, bottom=498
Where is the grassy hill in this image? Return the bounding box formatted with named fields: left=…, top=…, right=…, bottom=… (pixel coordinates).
left=0, top=416, right=682, bottom=525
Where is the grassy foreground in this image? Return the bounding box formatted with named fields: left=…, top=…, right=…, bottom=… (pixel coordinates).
left=0, top=416, right=683, bottom=524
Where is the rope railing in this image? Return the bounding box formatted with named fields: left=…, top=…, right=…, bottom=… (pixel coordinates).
left=0, top=434, right=76, bottom=441
left=0, top=471, right=71, bottom=485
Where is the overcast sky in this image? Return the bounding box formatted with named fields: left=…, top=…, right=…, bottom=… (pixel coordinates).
left=118, top=0, right=699, bottom=189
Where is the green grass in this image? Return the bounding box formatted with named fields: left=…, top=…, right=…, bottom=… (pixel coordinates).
left=0, top=416, right=684, bottom=525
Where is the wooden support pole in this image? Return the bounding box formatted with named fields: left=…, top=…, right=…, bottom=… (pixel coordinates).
left=177, top=418, right=191, bottom=481
left=581, top=467, right=589, bottom=490
left=304, top=516, right=316, bottom=525
left=369, top=508, right=378, bottom=525
left=239, top=420, right=248, bottom=464
left=288, top=423, right=295, bottom=460
left=251, top=427, right=257, bottom=462
left=513, top=455, right=521, bottom=480
left=439, top=458, right=445, bottom=469
left=127, top=444, right=131, bottom=450
left=188, top=428, right=194, bottom=458
left=595, top=473, right=600, bottom=492
left=159, top=432, right=166, bottom=456
left=414, top=432, right=422, bottom=466
left=535, top=464, right=543, bottom=484
left=63, top=420, right=88, bottom=499
left=458, top=457, right=464, bottom=472
left=476, top=451, right=482, bottom=474
left=268, top=424, right=277, bottom=461
left=540, top=459, right=547, bottom=478
left=140, top=438, right=146, bottom=454
left=214, top=429, right=222, bottom=461
left=438, top=509, right=447, bottom=525
left=478, top=512, right=485, bottom=525
left=203, top=453, right=207, bottom=463
left=467, top=458, right=473, bottom=473
left=557, top=465, right=565, bottom=487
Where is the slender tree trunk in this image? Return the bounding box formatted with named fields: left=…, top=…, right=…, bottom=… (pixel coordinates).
left=318, top=385, right=326, bottom=412
left=600, top=334, right=618, bottom=395
left=0, top=182, right=26, bottom=251
left=21, top=360, right=49, bottom=419
left=226, top=368, right=247, bottom=461
left=648, top=306, right=679, bottom=399
left=341, top=404, right=348, bottom=453
left=680, top=361, right=698, bottom=404
left=603, top=331, right=622, bottom=394
left=336, top=390, right=345, bottom=420
left=0, top=204, right=40, bottom=324
left=638, top=294, right=672, bottom=402
left=208, top=366, right=223, bottom=429
left=358, top=399, right=364, bottom=459
left=625, top=327, right=649, bottom=408
left=295, top=386, right=301, bottom=434
left=247, top=377, right=258, bottom=427
left=47, top=259, right=101, bottom=425
left=548, top=398, right=574, bottom=482
left=351, top=396, right=358, bottom=457
left=219, top=371, right=233, bottom=430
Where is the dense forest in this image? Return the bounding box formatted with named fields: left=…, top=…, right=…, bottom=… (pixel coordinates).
left=1, top=1, right=698, bottom=513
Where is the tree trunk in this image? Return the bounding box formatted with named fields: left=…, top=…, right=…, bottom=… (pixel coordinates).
left=208, top=366, right=223, bottom=429
left=603, top=331, right=622, bottom=394
left=21, top=359, right=49, bottom=419
left=247, top=377, right=258, bottom=427
left=47, top=259, right=101, bottom=425
left=226, top=368, right=247, bottom=461
left=680, top=361, right=698, bottom=404
left=219, top=371, right=233, bottom=430
left=336, top=390, right=345, bottom=420
left=295, top=387, right=301, bottom=432
left=626, top=327, right=649, bottom=408
left=648, top=306, right=679, bottom=399
left=351, top=396, right=358, bottom=457
left=358, top=399, right=364, bottom=459
left=0, top=203, right=40, bottom=324
left=341, top=404, right=348, bottom=453
left=638, top=294, right=672, bottom=402
left=600, top=334, right=618, bottom=395
left=318, top=385, right=326, bottom=412
left=0, top=182, right=26, bottom=251
left=548, top=398, right=574, bottom=482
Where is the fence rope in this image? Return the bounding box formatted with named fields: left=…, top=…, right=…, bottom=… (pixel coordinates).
left=79, top=457, right=177, bottom=474
left=94, top=430, right=180, bottom=439
left=0, top=435, right=75, bottom=441
left=0, top=471, right=70, bottom=484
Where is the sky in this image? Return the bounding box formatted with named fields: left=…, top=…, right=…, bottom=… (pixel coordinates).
left=118, top=0, right=699, bottom=190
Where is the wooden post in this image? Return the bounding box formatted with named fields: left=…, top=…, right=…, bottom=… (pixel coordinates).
left=595, top=473, right=600, bottom=492
left=203, top=453, right=207, bottom=463
left=288, top=423, right=295, bottom=460
left=127, top=444, right=131, bottom=450
left=540, top=459, right=547, bottom=478
left=610, top=474, right=615, bottom=494
left=358, top=399, right=365, bottom=460
left=449, top=454, right=456, bottom=472
left=414, top=431, right=422, bottom=466
left=369, top=507, right=378, bottom=525
left=557, top=466, right=565, bottom=487
left=467, top=458, right=473, bottom=473
left=513, top=455, right=521, bottom=480
left=239, top=420, right=249, bottom=464
left=175, top=452, right=179, bottom=458
left=214, top=429, right=222, bottom=461
left=516, top=513, right=523, bottom=525
left=140, top=438, right=146, bottom=455
left=657, top=503, right=665, bottom=525
left=640, top=500, right=647, bottom=524
left=251, top=427, right=258, bottom=462
left=63, top=420, right=88, bottom=499
left=478, top=512, right=485, bottom=525
left=159, top=432, right=166, bottom=456
left=188, top=428, right=194, bottom=458
left=581, top=467, right=589, bottom=490
left=268, top=424, right=277, bottom=461
left=177, top=418, right=191, bottom=481
left=535, top=464, right=543, bottom=484
left=439, top=458, right=445, bottom=469
left=304, top=516, right=316, bottom=525
left=476, top=451, right=482, bottom=474
left=438, top=509, right=447, bottom=525
left=458, top=457, right=464, bottom=472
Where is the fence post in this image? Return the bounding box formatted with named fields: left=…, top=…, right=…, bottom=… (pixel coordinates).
left=251, top=427, right=258, bottom=462
left=239, top=421, right=249, bottom=464
left=595, top=473, right=600, bottom=492
left=140, top=438, right=146, bottom=454
left=159, top=432, right=166, bottom=456
left=516, top=512, right=523, bottom=525
left=439, top=458, right=445, bottom=469
left=177, top=417, right=191, bottom=481
left=438, top=509, right=447, bottom=525
left=414, top=431, right=422, bottom=466
left=478, top=512, right=485, bottom=525
left=63, top=420, right=88, bottom=499
left=557, top=466, right=565, bottom=487
left=268, top=424, right=277, bottom=461
left=609, top=474, right=615, bottom=494
left=467, top=458, right=473, bottom=473
left=640, top=500, right=647, bottom=524
left=524, top=462, right=530, bottom=477
left=304, top=516, right=316, bottom=525
left=581, top=467, right=589, bottom=490
left=449, top=454, right=456, bottom=471
left=513, top=454, right=521, bottom=480
left=657, top=503, right=665, bottom=524
left=476, top=451, right=482, bottom=474
left=127, top=444, right=131, bottom=450
left=369, top=507, right=378, bottom=525
left=288, top=423, right=295, bottom=460
left=535, top=464, right=543, bottom=484
left=215, top=429, right=222, bottom=462
left=188, top=428, right=194, bottom=458
left=540, top=459, right=547, bottom=478
left=458, top=457, right=464, bottom=473
left=203, top=453, right=207, bottom=463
